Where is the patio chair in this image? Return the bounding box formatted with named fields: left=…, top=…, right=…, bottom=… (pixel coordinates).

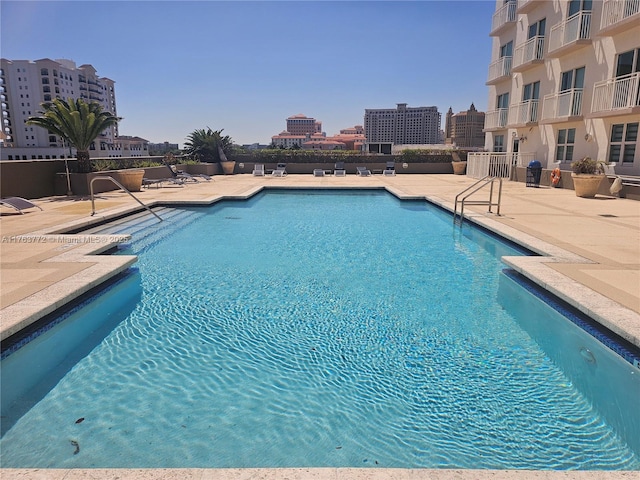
left=272, top=163, right=287, bottom=177
left=383, top=161, right=396, bottom=176
left=334, top=162, right=346, bottom=176
left=313, top=169, right=325, bottom=177
left=356, top=166, right=371, bottom=177
left=165, top=164, right=211, bottom=183
left=252, top=164, right=265, bottom=176
left=0, top=197, right=43, bottom=214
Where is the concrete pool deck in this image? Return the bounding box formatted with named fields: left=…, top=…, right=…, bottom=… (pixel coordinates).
left=1, top=173, right=639, bottom=479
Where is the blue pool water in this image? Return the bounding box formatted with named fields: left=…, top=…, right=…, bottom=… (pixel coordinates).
left=2, top=190, right=639, bottom=469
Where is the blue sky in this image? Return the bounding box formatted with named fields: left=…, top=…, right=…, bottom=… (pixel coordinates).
left=1, top=0, right=495, bottom=146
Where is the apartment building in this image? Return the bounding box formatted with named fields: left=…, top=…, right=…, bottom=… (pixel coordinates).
left=364, top=103, right=441, bottom=152
left=445, top=103, right=486, bottom=148
left=0, top=58, right=118, bottom=160
left=485, top=0, right=639, bottom=175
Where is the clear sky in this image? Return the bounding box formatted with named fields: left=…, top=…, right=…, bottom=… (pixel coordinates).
left=1, top=0, right=495, bottom=147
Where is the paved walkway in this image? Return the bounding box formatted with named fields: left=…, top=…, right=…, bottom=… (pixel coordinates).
left=1, top=173, right=639, bottom=479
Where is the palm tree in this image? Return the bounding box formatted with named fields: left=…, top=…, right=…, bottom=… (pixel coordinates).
left=26, top=98, right=120, bottom=173
left=183, top=127, right=233, bottom=163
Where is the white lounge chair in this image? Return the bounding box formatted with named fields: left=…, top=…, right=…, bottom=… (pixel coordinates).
left=356, top=166, right=371, bottom=177
left=252, top=164, right=265, bottom=176
left=334, top=162, right=346, bottom=176
left=272, top=163, right=287, bottom=177
left=0, top=197, right=43, bottom=214
left=313, top=169, right=325, bottom=177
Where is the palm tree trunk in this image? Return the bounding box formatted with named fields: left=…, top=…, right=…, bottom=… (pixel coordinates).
left=77, top=150, right=92, bottom=173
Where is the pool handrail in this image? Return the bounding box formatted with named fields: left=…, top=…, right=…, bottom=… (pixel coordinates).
left=453, top=175, right=503, bottom=226
left=90, top=176, right=163, bottom=222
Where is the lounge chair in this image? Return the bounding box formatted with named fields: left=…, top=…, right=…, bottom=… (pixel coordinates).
left=0, top=197, right=43, bottom=214
left=334, top=162, right=346, bottom=176
left=356, top=166, right=371, bottom=177
left=272, top=163, right=287, bottom=177
left=383, top=161, right=396, bottom=176
left=142, top=177, right=184, bottom=188
left=166, top=164, right=211, bottom=183
left=252, top=164, right=265, bottom=176
left=313, top=169, right=325, bottom=177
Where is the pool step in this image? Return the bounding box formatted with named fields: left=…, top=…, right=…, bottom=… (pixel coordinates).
left=81, top=207, right=206, bottom=250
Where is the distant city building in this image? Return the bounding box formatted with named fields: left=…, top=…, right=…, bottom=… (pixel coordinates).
left=286, top=114, right=322, bottom=135
left=148, top=141, right=179, bottom=155
left=364, top=103, right=441, bottom=154
left=444, top=103, right=485, bottom=148
left=108, top=136, right=149, bottom=157
left=242, top=143, right=269, bottom=150
left=272, top=115, right=365, bottom=151
left=0, top=58, right=119, bottom=160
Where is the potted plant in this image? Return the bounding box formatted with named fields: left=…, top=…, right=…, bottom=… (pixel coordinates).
left=570, top=157, right=605, bottom=198
left=183, top=127, right=235, bottom=174
left=451, top=150, right=467, bottom=175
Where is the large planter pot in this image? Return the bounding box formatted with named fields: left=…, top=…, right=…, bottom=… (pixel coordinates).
left=220, top=161, right=236, bottom=175
left=113, top=169, right=145, bottom=192
left=452, top=161, right=467, bottom=175
left=571, top=173, right=604, bottom=198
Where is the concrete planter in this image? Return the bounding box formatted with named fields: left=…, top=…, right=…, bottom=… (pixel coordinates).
left=571, top=173, right=604, bottom=198
left=220, top=161, right=236, bottom=175
left=452, top=161, right=467, bottom=175
left=112, top=169, right=145, bottom=192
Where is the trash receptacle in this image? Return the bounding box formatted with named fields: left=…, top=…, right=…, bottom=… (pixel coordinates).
left=526, top=160, right=542, bottom=187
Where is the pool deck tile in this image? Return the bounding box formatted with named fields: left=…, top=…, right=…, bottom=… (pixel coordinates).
left=1, top=174, right=639, bottom=478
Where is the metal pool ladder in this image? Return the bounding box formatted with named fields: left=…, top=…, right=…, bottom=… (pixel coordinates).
left=90, top=176, right=163, bottom=222
left=453, top=175, right=502, bottom=226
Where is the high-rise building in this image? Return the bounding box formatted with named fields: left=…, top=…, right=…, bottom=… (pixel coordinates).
left=0, top=58, right=118, bottom=160
left=364, top=103, right=441, bottom=150
left=484, top=0, right=639, bottom=174
left=445, top=103, right=486, bottom=148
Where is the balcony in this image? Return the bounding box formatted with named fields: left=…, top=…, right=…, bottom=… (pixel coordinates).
left=486, top=56, right=512, bottom=84
left=483, top=108, right=509, bottom=131
left=599, top=0, right=640, bottom=35
left=516, top=0, right=541, bottom=14
left=512, top=36, right=545, bottom=72
left=490, top=0, right=517, bottom=35
left=508, top=99, right=539, bottom=126
left=541, top=89, right=583, bottom=123
left=548, top=11, right=591, bottom=56
left=591, top=72, right=640, bottom=116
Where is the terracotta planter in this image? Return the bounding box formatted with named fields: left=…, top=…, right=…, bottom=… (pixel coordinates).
left=571, top=173, right=604, bottom=198
left=113, top=169, right=145, bottom=192
left=220, top=161, right=236, bottom=175
left=452, top=161, right=467, bottom=175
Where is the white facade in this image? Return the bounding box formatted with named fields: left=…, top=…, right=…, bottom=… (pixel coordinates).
left=0, top=58, right=118, bottom=160
left=364, top=103, right=441, bottom=145
left=485, top=0, right=640, bottom=175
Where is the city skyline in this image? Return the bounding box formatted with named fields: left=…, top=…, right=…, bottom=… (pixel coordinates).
left=1, top=0, right=495, bottom=146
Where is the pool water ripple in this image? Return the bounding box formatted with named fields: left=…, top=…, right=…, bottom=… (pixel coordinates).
left=1, top=191, right=638, bottom=469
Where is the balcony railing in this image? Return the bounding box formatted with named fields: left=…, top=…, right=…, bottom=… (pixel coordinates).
left=513, top=36, right=544, bottom=70
left=516, top=0, right=539, bottom=13
left=600, top=0, right=640, bottom=30
left=509, top=99, right=539, bottom=125
left=548, top=11, right=591, bottom=54
left=487, top=56, right=512, bottom=84
left=542, top=89, right=583, bottom=120
left=484, top=108, right=509, bottom=130
left=467, top=152, right=535, bottom=179
left=591, top=72, right=640, bottom=113
left=491, top=0, right=517, bottom=33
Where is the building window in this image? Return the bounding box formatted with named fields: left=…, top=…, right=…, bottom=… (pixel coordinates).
left=555, top=128, right=575, bottom=162
left=609, top=123, right=638, bottom=164
left=40, top=68, right=49, bottom=76
left=493, top=134, right=505, bottom=152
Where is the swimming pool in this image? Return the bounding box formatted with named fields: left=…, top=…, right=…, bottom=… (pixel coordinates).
left=2, top=190, right=639, bottom=469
